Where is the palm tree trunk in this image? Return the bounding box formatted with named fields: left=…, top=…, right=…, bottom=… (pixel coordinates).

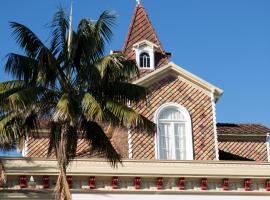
left=55, top=126, right=72, bottom=200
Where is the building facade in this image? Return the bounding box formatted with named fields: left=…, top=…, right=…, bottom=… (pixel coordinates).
left=1, top=1, right=270, bottom=200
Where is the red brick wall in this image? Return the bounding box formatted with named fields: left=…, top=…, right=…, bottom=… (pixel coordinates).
left=130, top=75, right=217, bottom=160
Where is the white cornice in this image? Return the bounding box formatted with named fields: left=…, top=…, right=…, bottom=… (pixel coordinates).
left=133, top=62, right=224, bottom=102
left=2, top=158, right=270, bottom=178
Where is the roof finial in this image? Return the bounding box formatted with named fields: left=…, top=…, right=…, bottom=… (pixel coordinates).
left=136, top=0, right=141, bottom=5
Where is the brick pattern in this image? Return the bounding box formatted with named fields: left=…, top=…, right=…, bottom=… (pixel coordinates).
left=26, top=127, right=128, bottom=158
left=130, top=75, right=216, bottom=160
left=218, top=141, right=268, bottom=161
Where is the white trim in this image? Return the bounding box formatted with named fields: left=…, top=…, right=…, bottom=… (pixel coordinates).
left=154, top=102, right=194, bottom=160
left=127, top=101, right=133, bottom=159
left=133, top=39, right=158, bottom=49
left=128, top=129, right=133, bottom=159
left=133, top=40, right=156, bottom=70
left=21, top=136, right=29, bottom=157
left=266, top=133, right=270, bottom=162
left=133, top=62, right=224, bottom=101
left=211, top=91, right=219, bottom=160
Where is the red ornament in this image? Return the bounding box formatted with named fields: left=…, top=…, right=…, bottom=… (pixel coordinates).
left=200, top=178, right=207, bottom=190
left=223, top=178, right=229, bottom=190
left=178, top=177, right=185, bottom=190
left=156, top=177, right=163, bottom=190
left=19, top=176, right=27, bottom=189
left=244, top=179, right=251, bottom=191
left=112, top=176, right=118, bottom=189
left=89, top=176, right=96, bottom=189
left=134, top=177, right=141, bottom=189
left=265, top=180, right=270, bottom=191
left=67, top=176, right=73, bottom=189
left=42, top=176, right=50, bottom=189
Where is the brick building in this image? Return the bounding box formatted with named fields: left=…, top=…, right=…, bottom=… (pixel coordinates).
left=1, top=1, right=270, bottom=200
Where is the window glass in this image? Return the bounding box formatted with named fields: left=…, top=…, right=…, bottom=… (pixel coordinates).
left=139, top=52, right=150, bottom=68
left=157, top=106, right=190, bottom=160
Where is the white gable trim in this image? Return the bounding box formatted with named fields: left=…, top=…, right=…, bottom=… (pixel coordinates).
left=132, top=39, right=159, bottom=49
left=133, top=62, right=224, bottom=101
left=267, top=133, right=270, bottom=162
left=211, top=92, right=219, bottom=160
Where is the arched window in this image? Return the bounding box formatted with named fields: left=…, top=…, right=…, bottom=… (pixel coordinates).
left=139, top=52, right=150, bottom=68
left=155, top=103, right=193, bottom=160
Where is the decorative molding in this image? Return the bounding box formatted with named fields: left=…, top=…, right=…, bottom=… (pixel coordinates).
left=21, top=136, right=29, bottom=157
left=266, top=133, right=270, bottom=162
left=133, top=62, right=223, bottom=101
left=3, top=175, right=270, bottom=195
left=2, top=158, right=270, bottom=179
left=211, top=91, right=219, bottom=160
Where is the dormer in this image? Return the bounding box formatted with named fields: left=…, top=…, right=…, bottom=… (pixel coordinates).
left=133, top=40, right=158, bottom=69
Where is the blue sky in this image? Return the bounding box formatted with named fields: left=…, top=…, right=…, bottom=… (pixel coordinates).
left=1, top=0, right=270, bottom=155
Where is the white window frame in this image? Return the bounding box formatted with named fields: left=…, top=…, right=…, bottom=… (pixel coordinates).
left=133, top=40, right=157, bottom=70
left=154, top=102, right=194, bottom=160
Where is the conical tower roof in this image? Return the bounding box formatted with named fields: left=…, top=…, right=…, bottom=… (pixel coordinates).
left=121, top=1, right=170, bottom=73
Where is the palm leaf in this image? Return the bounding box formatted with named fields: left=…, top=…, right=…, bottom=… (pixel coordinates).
left=81, top=93, right=103, bottom=121
left=95, top=10, right=116, bottom=43
left=106, top=82, right=148, bottom=103
left=5, top=53, right=38, bottom=82
left=53, top=93, right=77, bottom=124
left=10, top=22, right=46, bottom=58
left=106, top=100, right=155, bottom=132
left=0, top=80, right=25, bottom=92
left=81, top=120, right=120, bottom=166
left=49, top=7, right=69, bottom=56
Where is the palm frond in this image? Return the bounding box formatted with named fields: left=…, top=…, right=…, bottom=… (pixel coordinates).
left=47, top=122, right=61, bottom=157
left=53, top=94, right=77, bottom=124
left=96, top=54, right=124, bottom=79
left=106, top=82, right=148, bottom=103
left=0, top=114, right=22, bottom=145
left=5, top=53, right=38, bottom=82
left=106, top=100, right=155, bottom=132
left=81, top=93, right=103, bottom=121
left=81, top=120, right=120, bottom=166
left=96, top=53, right=139, bottom=81
left=65, top=126, right=78, bottom=162
left=95, top=10, right=116, bottom=43
left=49, top=7, right=69, bottom=56
left=10, top=22, right=46, bottom=58
left=0, top=80, right=25, bottom=92
left=4, top=87, right=45, bottom=110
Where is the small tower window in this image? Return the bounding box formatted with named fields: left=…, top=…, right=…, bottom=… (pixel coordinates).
left=139, top=52, right=150, bottom=68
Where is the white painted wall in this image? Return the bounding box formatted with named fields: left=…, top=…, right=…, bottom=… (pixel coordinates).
left=73, top=194, right=270, bottom=200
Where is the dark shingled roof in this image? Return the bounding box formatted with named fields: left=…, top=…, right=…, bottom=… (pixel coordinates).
left=217, top=123, right=270, bottom=161
left=217, top=123, right=270, bottom=135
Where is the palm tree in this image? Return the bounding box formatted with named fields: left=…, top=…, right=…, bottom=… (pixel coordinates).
left=0, top=8, right=154, bottom=200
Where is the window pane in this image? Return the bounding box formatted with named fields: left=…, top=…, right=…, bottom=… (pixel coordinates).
left=159, top=123, right=170, bottom=159
left=174, top=123, right=186, bottom=160
left=147, top=56, right=150, bottom=68
left=159, top=108, right=184, bottom=121
left=139, top=52, right=150, bottom=68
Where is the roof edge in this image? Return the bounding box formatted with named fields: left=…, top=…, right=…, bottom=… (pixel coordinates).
left=133, top=62, right=224, bottom=100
